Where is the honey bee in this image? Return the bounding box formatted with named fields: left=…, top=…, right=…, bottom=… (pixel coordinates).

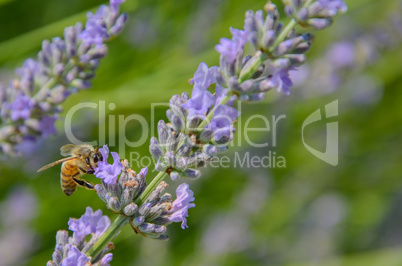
left=37, top=144, right=103, bottom=196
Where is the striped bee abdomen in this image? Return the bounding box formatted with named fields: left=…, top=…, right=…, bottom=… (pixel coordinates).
left=60, top=161, right=81, bottom=196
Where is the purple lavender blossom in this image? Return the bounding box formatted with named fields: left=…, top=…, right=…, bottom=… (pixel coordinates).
left=214, top=84, right=229, bottom=107
left=182, top=63, right=219, bottom=118
left=326, top=41, right=355, bottom=68
left=39, top=115, right=58, bottom=138
left=80, top=11, right=110, bottom=47
left=271, top=68, right=294, bottom=95
left=16, top=59, right=40, bottom=94
left=215, top=38, right=238, bottom=63
left=138, top=166, right=148, bottom=178
left=190, top=62, right=219, bottom=89
left=215, top=84, right=236, bottom=107
left=231, top=27, right=249, bottom=49
left=110, top=0, right=124, bottom=12
left=209, top=105, right=239, bottom=143
left=99, top=253, right=113, bottom=266
left=168, top=183, right=196, bottom=229
left=94, top=145, right=123, bottom=184
left=181, top=87, right=215, bottom=118
left=215, top=27, right=248, bottom=63
left=61, top=245, right=90, bottom=266
left=6, top=92, right=33, bottom=121
left=0, top=186, right=38, bottom=226
left=79, top=0, right=126, bottom=47
left=0, top=0, right=127, bottom=156
left=68, top=207, right=111, bottom=244
left=318, top=0, right=348, bottom=13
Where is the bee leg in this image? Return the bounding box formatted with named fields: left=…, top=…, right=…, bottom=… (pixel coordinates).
left=78, top=167, right=87, bottom=173
left=72, top=177, right=95, bottom=190
left=78, top=166, right=95, bottom=175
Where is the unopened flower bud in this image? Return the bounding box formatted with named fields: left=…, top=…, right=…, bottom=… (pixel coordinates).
left=138, top=223, right=155, bottom=234
left=107, top=197, right=121, bottom=213
left=157, top=120, right=169, bottom=145
left=70, top=79, right=91, bottom=89
left=308, top=18, right=333, bottom=30
left=138, top=203, right=152, bottom=217
left=56, top=230, right=69, bottom=246
left=183, top=168, right=201, bottom=178
left=172, top=115, right=184, bottom=131
left=131, top=216, right=145, bottom=227
left=123, top=203, right=138, bottom=216
left=170, top=171, right=181, bottom=180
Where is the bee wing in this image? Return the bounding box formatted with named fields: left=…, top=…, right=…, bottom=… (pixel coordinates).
left=37, top=156, right=78, bottom=172
left=60, top=144, right=77, bottom=156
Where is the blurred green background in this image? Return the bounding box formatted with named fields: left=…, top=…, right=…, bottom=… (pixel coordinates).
left=1, top=0, right=402, bottom=265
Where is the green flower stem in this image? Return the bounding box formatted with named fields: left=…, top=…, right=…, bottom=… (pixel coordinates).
left=135, top=171, right=168, bottom=207
left=39, top=77, right=56, bottom=93
left=86, top=214, right=129, bottom=260
left=269, top=18, right=297, bottom=53
left=238, top=52, right=269, bottom=83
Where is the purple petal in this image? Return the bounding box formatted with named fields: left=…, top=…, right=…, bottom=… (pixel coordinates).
left=169, top=183, right=196, bottom=229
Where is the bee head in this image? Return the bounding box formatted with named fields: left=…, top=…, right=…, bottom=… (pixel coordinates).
left=91, top=148, right=103, bottom=166
left=82, top=148, right=102, bottom=171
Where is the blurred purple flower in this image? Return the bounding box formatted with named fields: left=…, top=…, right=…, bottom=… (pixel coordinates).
left=168, top=183, right=196, bottom=229
left=0, top=227, right=37, bottom=266
left=61, top=245, right=90, bottom=266
left=0, top=0, right=127, bottom=157
left=326, top=41, right=355, bottom=68
left=16, top=59, right=40, bottom=93
left=80, top=13, right=109, bottom=47
left=94, top=145, right=123, bottom=184
left=0, top=186, right=38, bottom=226
left=6, top=92, right=33, bottom=121
left=79, top=0, right=126, bottom=47
left=39, top=115, right=57, bottom=138
left=110, top=0, right=124, bottom=13
left=68, top=207, right=111, bottom=243
left=318, top=0, right=347, bottom=13
left=289, top=64, right=310, bottom=86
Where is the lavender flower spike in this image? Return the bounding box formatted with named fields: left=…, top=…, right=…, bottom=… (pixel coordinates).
left=182, top=62, right=217, bottom=118
left=0, top=0, right=127, bottom=156
left=48, top=208, right=114, bottom=266
left=168, top=183, right=196, bottom=229
left=79, top=0, right=127, bottom=47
